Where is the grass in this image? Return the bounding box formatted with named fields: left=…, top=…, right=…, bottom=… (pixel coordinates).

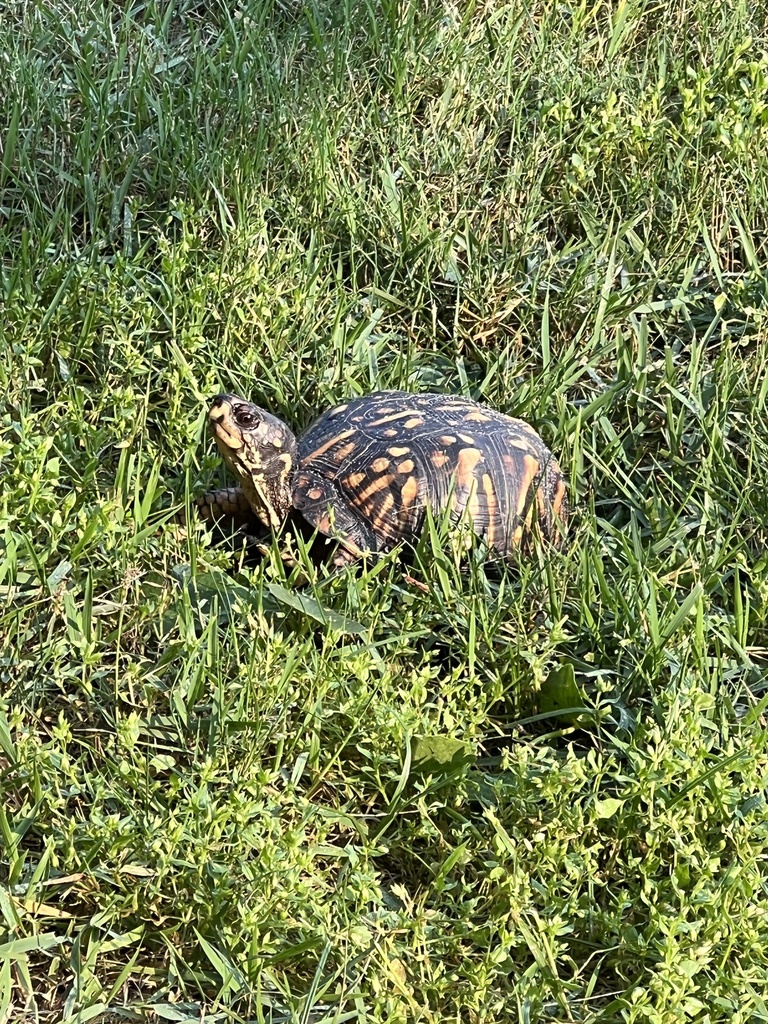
left=2, top=0, right=768, bottom=1019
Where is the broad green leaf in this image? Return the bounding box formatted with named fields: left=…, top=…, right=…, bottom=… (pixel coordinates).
left=267, top=583, right=366, bottom=634
left=411, top=735, right=474, bottom=775
left=594, top=798, right=624, bottom=819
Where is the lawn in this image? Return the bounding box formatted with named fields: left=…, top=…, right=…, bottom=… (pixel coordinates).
left=2, top=0, right=768, bottom=1020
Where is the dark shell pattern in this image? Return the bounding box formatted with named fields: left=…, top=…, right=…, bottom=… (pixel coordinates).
left=289, top=391, right=567, bottom=557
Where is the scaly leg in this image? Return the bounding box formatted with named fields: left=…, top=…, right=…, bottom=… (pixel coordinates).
left=191, top=486, right=267, bottom=557
left=195, top=486, right=263, bottom=531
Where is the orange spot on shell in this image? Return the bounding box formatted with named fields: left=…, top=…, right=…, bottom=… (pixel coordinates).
left=304, top=428, right=356, bottom=461
left=388, top=446, right=410, bottom=457
left=370, top=492, right=396, bottom=535
left=400, top=474, right=419, bottom=507
left=357, top=475, right=394, bottom=504
left=332, top=441, right=357, bottom=463
left=516, top=454, right=541, bottom=517
left=537, top=483, right=548, bottom=525
left=510, top=438, right=534, bottom=452
left=371, top=457, right=390, bottom=472
left=551, top=478, right=568, bottom=532
left=482, top=473, right=497, bottom=548
left=455, top=447, right=484, bottom=492
left=370, top=410, right=422, bottom=426
left=397, top=459, right=415, bottom=474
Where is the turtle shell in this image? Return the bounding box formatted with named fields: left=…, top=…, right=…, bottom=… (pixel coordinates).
left=289, top=391, right=567, bottom=558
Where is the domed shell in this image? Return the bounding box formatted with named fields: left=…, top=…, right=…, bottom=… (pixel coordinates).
left=289, top=390, right=567, bottom=559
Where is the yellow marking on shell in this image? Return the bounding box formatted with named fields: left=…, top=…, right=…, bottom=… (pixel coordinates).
left=397, top=459, right=415, bottom=474
left=404, top=417, right=423, bottom=429
left=346, top=471, right=367, bottom=489
left=510, top=437, right=534, bottom=452
left=455, top=447, right=484, bottom=492
left=440, top=434, right=457, bottom=445
left=388, top=446, right=411, bottom=457
left=551, top=478, right=568, bottom=527
left=332, top=440, right=357, bottom=463
left=372, top=492, right=396, bottom=532
left=329, top=403, right=349, bottom=416
left=516, top=454, right=541, bottom=517
left=537, top=482, right=548, bottom=525
left=482, top=473, right=497, bottom=549
left=458, top=433, right=475, bottom=444
left=357, top=474, right=395, bottom=504
left=370, top=410, right=422, bottom=426
left=465, top=411, right=492, bottom=423
left=400, top=474, right=419, bottom=507
left=371, top=457, right=391, bottom=472
left=383, top=428, right=399, bottom=437
left=304, top=428, right=356, bottom=461
left=431, top=451, right=450, bottom=469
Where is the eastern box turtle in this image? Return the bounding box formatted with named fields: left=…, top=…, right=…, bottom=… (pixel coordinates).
left=198, top=390, right=568, bottom=565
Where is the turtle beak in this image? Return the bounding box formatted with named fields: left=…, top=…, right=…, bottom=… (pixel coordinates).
left=208, top=396, right=243, bottom=450
left=208, top=394, right=235, bottom=420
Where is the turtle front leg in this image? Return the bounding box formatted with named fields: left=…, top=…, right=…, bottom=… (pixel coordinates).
left=192, top=486, right=269, bottom=558
left=195, top=486, right=262, bottom=532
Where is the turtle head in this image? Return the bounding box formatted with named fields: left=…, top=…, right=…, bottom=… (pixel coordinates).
left=208, top=394, right=297, bottom=529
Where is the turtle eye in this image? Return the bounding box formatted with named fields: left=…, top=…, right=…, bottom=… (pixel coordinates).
left=235, top=408, right=259, bottom=428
